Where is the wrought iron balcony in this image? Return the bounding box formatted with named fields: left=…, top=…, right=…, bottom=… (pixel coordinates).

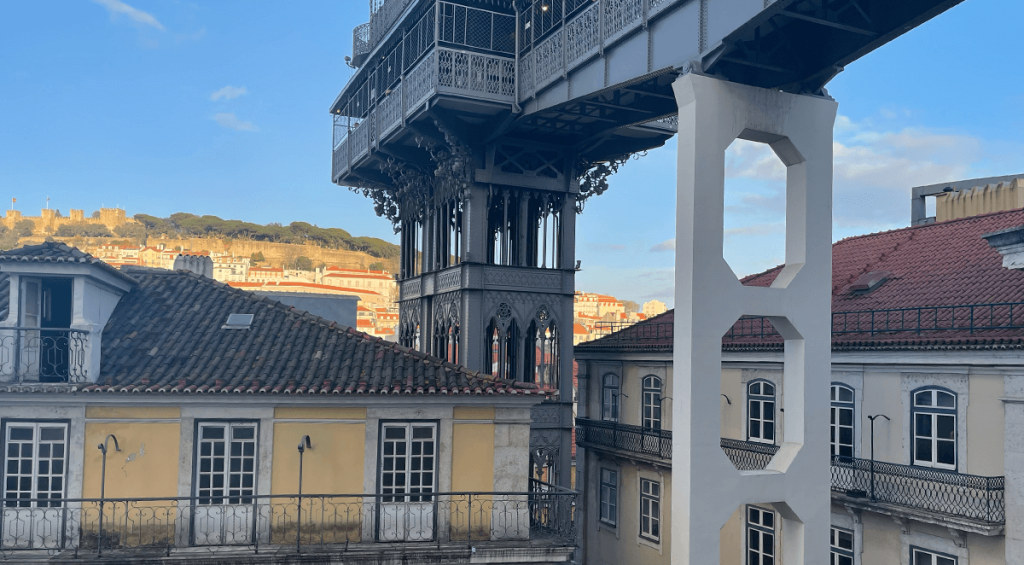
left=0, top=327, right=89, bottom=383
left=351, top=22, right=371, bottom=68
left=576, top=420, right=1005, bottom=524
left=575, top=418, right=671, bottom=460
left=332, top=46, right=516, bottom=182
left=0, top=486, right=577, bottom=557
left=832, top=456, right=1005, bottom=524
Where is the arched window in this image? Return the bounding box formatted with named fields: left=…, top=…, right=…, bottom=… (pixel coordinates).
left=642, top=376, right=662, bottom=430
left=747, top=380, right=776, bottom=444
left=527, top=320, right=559, bottom=389
left=486, top=319, right=518, bottom=381
left=831, top=384, right=855, bottom=459
left=912, top=387, right=957, bottom=470
left=602, top=374, right=620, bottom=422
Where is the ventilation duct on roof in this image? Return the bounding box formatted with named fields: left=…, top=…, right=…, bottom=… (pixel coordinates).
left=173, top=254, right=213, bottom=278
left=848, top=271, right=890, bottom=295
left=982, top=226, right=1024, bottom=270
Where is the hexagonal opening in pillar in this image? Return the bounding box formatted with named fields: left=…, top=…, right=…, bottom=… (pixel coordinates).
left=720, top=314, right=804, bottom=473
left=723, top=135, right=796, bottom=285
left=720, top=502, right=806, bottom=564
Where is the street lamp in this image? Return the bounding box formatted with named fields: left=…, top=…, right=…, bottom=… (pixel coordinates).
left=867, top=415, right=890, bottom=501
left=96, top=435, right=121, bottom=556
left=296, top=435, right=312, bottom=553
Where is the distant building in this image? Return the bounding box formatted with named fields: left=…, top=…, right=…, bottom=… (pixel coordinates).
left=2, top=207, right=134, bottom=235
left=642, top=299, right=667, bottom=318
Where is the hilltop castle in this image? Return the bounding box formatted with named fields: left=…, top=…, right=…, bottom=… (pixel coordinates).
left=2, top=207, right=135, bottom=234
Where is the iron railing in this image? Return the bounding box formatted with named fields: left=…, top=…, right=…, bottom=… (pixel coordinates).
left=0, top=327, right=89, bottom=383
left=575, top=418, right=671, bottom=460
left=0, top=487, right=577, bottom=555
left=576, top=422, right=1005, bottom=523
left=580, top=321, right=672, bottom=349
left=352, top=22, right=371, bottom=66
left=720, top=438, right=779, bottom=471
left=831, top=456, right=1005, bottom=523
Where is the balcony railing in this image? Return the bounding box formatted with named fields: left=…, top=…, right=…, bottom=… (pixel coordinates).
left=332, top=47, right=515, bottom=180
left=0, top=487, right=577, bottom=555
left=831, top=456, right=1005, bottom=523
left=0, top=327, right=89, bottom=383
left=720, top=437, right=779, bottom=471
left=576, top=421, right=1005, bottom=524
left=575, top=418, right=671, bottom=460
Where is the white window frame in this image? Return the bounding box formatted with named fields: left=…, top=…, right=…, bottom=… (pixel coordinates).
left=642, top=375, right=662, bottom=430
left=602, top=374, right=620, bottom=422
left=831, top=526, right=854, bottom=565
left=194, top=421, right=258, bottom=505
left=2, top=421, right=68, bottom=507
left=379, top=422, right=437, bottom=502
left=598, top=468, right=617, bottom=527
left=911, top=546, right=957, bottom=565
left=831, top=383, right=855, bottom=459
left=639, top=478, right=660, bottom=542
left=746, top=505, right=776, bottom=565
left=747, top=380, right=776, bottom=444
left=911, top=388, right=957, bottom=470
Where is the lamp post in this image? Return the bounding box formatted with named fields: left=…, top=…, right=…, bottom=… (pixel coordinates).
left=867, top=415, right=889, bottom=501
left=296, top=435, right=312, bottom=553
left=97, top=435, right=120, bottom=556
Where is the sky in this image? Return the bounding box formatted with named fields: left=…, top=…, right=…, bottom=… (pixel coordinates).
left=2, top=0, right=1023, bottom=308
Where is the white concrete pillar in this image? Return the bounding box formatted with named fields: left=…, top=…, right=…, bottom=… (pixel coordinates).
left=670, top=73, right=836, bottom=564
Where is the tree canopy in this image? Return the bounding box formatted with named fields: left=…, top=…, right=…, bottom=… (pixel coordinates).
left=132, top=213, right=398, bottom=259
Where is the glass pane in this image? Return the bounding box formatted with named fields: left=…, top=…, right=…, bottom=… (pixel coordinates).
left=233, top=427, right=255, bottom=439
left=839, top=410, right=852, bottom=426
left=750, top=402, right=761, bottom=419
left=762, top=511, right=773, bottom=528
left=839, top=388, right=853, bottom=402
left=40, top=428, right=64, bottom=441
left=915, top=391, right=932, bottom=406
left=914, top=551, right=933, bottom=565
left=385, top=427, right=406, bottom=439
left=413, top=427, right=433, bottom=439
left=764, top=402, right=774, bottom=421
left=750, top=383, right=761, bottom=395
left=937, top=416, right=955, bottom=440
left=916, top=439, right=932, bottom=462
left=936, top=392, right=955, bottom=408
left=937, top=441, right=955, bottom=465
left=202, top=427, right=224, bottom=439
left=840, top=428, right=853, bottom=445
left=10, top=428, right=32, bottom=441
left=838, top=530, right=853, bottom=549
left=763, top=383, right=774, bottom=395
left=915, top=414, right=932, bottom=436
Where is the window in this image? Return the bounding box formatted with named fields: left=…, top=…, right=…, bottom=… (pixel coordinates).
left=380, top=422, right=436, bottom=502
left=830, top=526, right=854, bottom=565
left=642, top=376, right=662, bottom=430
left=912, top=547, right=956, bottom=565
left=599, top=468, right=617, bottom=526
left=639, top=478, right=660, bottom=542
left=747, top=381, right=776, bottom=444
left=746, top=506, right=775, bottom=565
left=3, top=422, right=67, bottom=507
left=831, top=384, right=855, bottom=458
left=912, top=388, right=956, bottom=470
left=195, top=422, right=257, bottom=504
left=602, top=374, right=620, bottom=422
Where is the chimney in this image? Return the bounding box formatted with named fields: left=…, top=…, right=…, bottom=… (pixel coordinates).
left=173, top=253, right=214, bottom=278
left=983, top=226, right=1024, bottom=270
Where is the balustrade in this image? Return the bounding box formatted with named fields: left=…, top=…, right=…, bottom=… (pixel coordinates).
left=0, top=327, right=89, bottom=383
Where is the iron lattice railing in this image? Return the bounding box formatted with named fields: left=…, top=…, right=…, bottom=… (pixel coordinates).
left=831, top=456, right=1005, bottom=523
left=576, top=421, right=1005, bottom=523
left=0, top=487, right=578, bottom=555
left=0, top=327, right=89, bottom=383
left=720, top=438, right=779, bottom=471
left=575, top=418, right=672, bottom=460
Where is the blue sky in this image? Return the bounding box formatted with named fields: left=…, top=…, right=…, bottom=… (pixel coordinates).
left=2, top=1, right=1022, bottom=308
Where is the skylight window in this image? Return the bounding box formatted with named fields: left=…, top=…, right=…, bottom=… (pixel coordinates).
left=848, top=271, right=891, bottom=295
left=222, top=313, right=254, bottom=330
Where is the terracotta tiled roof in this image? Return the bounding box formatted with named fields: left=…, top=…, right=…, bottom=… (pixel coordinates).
left=579, top=209, right=1024, bottom=352
left=0, top=242, right=136, bottom=283
left=77, top=271, right=537, bottom=396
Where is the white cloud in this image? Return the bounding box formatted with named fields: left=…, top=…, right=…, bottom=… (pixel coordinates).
left=650, top=239, right=675, bottom=252
left=211, top=86, right=247, bottom=101
left=91, top=0, right=164, bottom=31
left=213, top=113, right=259, bottom=132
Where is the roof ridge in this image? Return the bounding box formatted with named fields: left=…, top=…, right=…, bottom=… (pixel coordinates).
left=834, top=207, right=1024, bottom=246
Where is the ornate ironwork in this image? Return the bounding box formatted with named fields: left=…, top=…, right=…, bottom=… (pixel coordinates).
left=0, top=328, right=89, bottom=383
left=376, top=82, right=403, bottom=139
left=603, top=0, right=644, bottom=41
left=0, top=487, right=578, bottom=553
left=575, top=418, right=672, bottom=460
left=831, top=456, right=1005, bottom=523
left=720, top=438, right=780, bottom=471
left=565, top=3, right=600, bottom=66
left=576, top=153, right=644, bottom=213
left=404, top=50, right=438, bottom=115
left=352, top=22, right=370, bottom=64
